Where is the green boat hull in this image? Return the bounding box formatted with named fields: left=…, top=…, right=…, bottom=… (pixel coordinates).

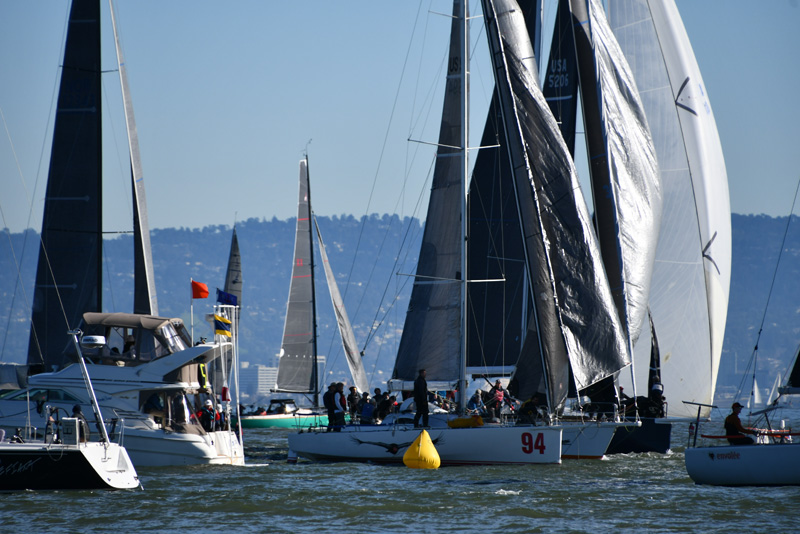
left=239, top=413, right=329, bottom=429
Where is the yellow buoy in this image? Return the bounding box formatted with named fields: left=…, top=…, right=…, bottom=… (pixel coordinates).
left=403, top=429, right=441, bottom=469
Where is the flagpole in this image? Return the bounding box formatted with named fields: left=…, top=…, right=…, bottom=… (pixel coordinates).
left=190, top=277, right=194, bottom=344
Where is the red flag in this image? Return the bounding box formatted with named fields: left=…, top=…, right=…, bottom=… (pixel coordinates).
left=191, top=280, right=209, bottom=299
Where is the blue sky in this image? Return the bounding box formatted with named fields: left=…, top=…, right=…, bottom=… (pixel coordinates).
left=1, top=0, right=798, bottom=235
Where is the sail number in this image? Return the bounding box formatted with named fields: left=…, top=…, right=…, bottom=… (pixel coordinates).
left=521, top=432, right=546, bottom=454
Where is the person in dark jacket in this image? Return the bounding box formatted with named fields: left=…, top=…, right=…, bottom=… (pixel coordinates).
left=724, top=402, right=758, bottom=445
left=413, top=369, right=429, bottom=428
left=322, top=382, right=337, bottom=432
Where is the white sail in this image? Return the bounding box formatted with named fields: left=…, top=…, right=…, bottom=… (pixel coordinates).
left=608, top=0, right=731, bottom=418
left=314, top=218, right=369, bottom=393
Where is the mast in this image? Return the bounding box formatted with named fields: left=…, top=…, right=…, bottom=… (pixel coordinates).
left=458, top=0, right=469, bottom=414
left=307, top=156, right=319, bottom=408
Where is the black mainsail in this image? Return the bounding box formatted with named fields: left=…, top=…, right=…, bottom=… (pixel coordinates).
left=391, top=0, right=465, bottom=391
left=28, top=0, right=103, bottom=371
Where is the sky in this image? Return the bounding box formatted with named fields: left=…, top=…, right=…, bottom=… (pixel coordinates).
left=1, top=0, right=799, bottom=236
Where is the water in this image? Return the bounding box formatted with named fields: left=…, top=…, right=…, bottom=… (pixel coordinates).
left=2, top=422, right=799, bottom=533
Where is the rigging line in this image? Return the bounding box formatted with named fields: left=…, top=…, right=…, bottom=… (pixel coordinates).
left=740, top=176, right=800, bottom=399
left=360, top=156, right=435, bottom=351
left=340, top=0, right=426, bottom=305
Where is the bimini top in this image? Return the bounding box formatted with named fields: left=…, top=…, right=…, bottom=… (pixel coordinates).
left=83, top=312, right=184, bottom=331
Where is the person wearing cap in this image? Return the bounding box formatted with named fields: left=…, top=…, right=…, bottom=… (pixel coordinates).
left=72, top=404, right=90, bottom=442
left=724, top=402, right=758, bottom=445
left=197, top=399, right=219, bottom=432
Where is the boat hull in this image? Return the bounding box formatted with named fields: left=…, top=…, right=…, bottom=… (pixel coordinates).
left=685, top=443, right=800, bottom=486
left=561, top=422, right=624, bottom=459
left=606, top=418, right=671, bottom=454
left=288, top=425, right=562, bottom=465
left=0, top=442, right=139, bottom=491
left=240, top=414, right=328, bottom=429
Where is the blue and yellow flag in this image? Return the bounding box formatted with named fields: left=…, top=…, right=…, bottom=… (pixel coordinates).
left=214, top=314, right=232, bottom=337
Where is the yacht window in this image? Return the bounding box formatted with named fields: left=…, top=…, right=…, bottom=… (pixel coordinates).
left=160, top=323, right=189, bottom=353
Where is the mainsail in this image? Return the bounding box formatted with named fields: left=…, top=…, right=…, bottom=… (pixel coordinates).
left=275, top=159, right=318, bottom=397
left=481, top=0, right=630, bottom=409
left=608, top=0, right=731, bottom=418
left=391, top=0, right=465, bottom=390
left=223, top=227, right=243, bottom=306
left=27, top=0, right=102, bottom=370
left=314, top=219, right=368, bottom=393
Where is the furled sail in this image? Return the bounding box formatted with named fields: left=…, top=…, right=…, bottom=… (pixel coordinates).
left=314, top=218, right=368, bottom=393
left=110, top=0, right=157, bottom=316
left=27, top=0, right=103, bottom=371
left=481, top=0, right=630, bottom=409
left=275, top=159, right=318, bottom=395
left=392, top=1, right=464, bottom=388
left=608, top=0, right=731, bottom=418
left=564, top=0, right=662, bottom=347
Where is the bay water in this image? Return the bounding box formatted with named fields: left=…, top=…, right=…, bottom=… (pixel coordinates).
left=2, top=420, right=799, bottom=533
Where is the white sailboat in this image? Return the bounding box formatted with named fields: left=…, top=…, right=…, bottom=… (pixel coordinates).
left=1, top=0, right=243, bottom=467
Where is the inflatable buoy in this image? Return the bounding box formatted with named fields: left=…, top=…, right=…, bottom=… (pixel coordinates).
left=403, top=430, right=441, bottom=469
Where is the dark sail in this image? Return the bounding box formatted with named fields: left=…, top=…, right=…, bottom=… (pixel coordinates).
left=223, top=227, right=243, bottom=307
left=392, top=0, right=465, bottom=387
left=542, top=0, right=579, bottom=155
left=481, top=0, right=630, bottom=409
left=467, top=93, right=531, bottom=376
left=275, top=159, right=319, bottom=396
left=568, top=0, right=661, bottom=347
left=466, top=1, right=543, bottom=377
left=27, top=0, right=102, bottom=371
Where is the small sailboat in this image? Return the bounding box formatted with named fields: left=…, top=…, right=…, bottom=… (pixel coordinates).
left=684, top=351, right=800, bottom=486
left=0, top=332, right=139, bottom=491
left=242, top=157, right=368, bottom=429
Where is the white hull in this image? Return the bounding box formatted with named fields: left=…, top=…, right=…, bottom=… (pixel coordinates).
left=0, top=441, right=139, bottom=490
left=685, top=443, right=800, bottom=486
left=288, top=425, right=562, bottom=465
left=121, top=428, right=244, bottom=467
left=561, top=422, right=625, bottom=459
left=379, top=413, right=620, bottom=459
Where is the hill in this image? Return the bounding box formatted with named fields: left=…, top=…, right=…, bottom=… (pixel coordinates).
left=2, top=213, right=799, bottom=397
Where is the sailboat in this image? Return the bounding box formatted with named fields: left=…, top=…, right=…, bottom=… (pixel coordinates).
left=0, top=0, right=244, bottom=466
left=242, top=157, right=369, bottom=429
left=685, top=344, right=800, bottom=486
left=289, top=0, right=634, bottom=466
left=603, top=0, right=732, bottom=452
